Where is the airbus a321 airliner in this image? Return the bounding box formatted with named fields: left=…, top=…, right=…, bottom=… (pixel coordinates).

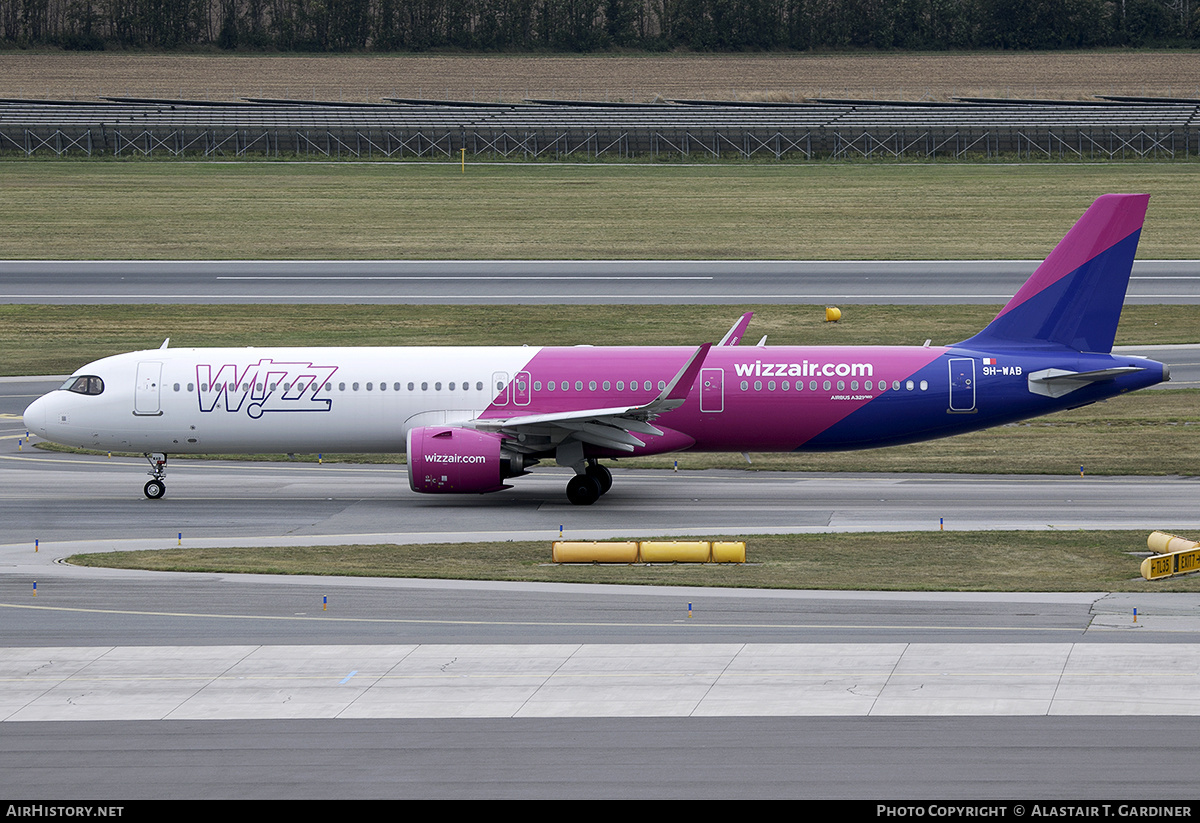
left=24, top=194, right=1169, bottom=505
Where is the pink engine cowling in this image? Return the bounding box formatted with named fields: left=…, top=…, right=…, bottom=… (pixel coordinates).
left=406, top=426, right=514, bottom=494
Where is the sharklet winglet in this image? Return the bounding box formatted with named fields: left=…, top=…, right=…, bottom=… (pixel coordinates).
left=718, top=312, right=753, bottom=346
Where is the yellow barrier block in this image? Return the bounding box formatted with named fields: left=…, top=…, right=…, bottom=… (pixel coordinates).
left=640, top=541, right=711, bottom=563
left=551, top=540, right=748, bottom=564
left=711, top=541, right=746, bottom=563
left=552, top=542, right=639, bottom=564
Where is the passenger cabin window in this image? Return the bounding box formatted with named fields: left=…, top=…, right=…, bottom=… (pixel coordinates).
left=63, top=375, right=104, bottom=396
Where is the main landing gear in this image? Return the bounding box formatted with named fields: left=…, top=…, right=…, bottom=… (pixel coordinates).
left=566, top=461, right=613, bottom=506
left=143, top=452, right=167, bottom=500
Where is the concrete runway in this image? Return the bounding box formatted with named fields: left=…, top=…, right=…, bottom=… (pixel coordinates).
left=2, top=259, right=1199, bottom=304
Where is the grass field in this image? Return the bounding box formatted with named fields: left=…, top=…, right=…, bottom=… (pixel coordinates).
left=4, top=52, right=1200, bottom=103
left=4, top=302, right=1198, bottom=375
left=64, top=530, right=1200, bottom=592
left=3, top=162, right=1200, bottom=260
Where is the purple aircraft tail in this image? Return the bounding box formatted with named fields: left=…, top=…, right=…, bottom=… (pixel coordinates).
left=957, top=194, right=1149, bottom=354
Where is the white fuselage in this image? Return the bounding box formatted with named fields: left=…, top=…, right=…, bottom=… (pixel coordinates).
left=24, top=347, right=542, bottom=454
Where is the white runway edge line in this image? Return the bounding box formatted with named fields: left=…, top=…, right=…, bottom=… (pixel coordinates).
left=3, top=643, right=1198, bottom=720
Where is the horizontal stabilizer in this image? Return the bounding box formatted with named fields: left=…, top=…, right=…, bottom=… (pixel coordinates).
left=1027, top=366, right=1145, bottom=398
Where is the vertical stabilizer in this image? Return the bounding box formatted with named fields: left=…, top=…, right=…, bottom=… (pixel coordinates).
left=957, top=194, right=1149, bottom=353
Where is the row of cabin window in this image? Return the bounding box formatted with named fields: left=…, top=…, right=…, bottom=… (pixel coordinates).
left=171, top=378, right=933, bottom=395
left=527, top=379, right=666, bottom=393
left=739, top=378, right=929, bottom=392
left=176, top=379, right=673, bottom=394
left=177, top=381, right=487, bottom=393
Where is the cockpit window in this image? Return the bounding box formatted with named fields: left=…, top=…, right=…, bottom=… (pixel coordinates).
left=62, top=375, right=104, bottom=396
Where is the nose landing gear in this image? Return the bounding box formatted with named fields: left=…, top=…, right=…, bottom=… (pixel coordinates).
left=143, top=453, right=167, bottom=500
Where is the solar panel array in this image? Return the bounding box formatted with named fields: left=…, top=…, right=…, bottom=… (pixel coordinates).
left=2, top=97, right=1197, bottom=159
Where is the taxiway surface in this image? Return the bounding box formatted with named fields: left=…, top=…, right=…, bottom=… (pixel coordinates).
left=3, top=448, right=1199, bottom=551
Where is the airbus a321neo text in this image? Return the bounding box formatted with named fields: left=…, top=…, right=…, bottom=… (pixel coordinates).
left=23, top=194, right=1169, bottom=505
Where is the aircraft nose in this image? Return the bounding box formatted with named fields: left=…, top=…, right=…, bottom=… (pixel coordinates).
left=23, top=393, right=50, bottom=439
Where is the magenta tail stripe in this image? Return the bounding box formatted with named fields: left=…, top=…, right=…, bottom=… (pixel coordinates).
left=994, top=194, right=1148, bottom=321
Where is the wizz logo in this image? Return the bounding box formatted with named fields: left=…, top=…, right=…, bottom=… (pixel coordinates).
left=197, top=360, right=339, bottom=418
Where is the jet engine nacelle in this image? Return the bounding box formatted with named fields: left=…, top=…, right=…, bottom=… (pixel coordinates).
left=406, top=426, right=519, bottom=494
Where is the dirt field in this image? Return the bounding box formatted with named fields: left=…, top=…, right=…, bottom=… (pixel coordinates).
left=2, top=51, right=1198, bottom=103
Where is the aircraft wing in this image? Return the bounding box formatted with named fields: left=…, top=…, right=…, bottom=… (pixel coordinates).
left=471, top=343, right=711, bottom=453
